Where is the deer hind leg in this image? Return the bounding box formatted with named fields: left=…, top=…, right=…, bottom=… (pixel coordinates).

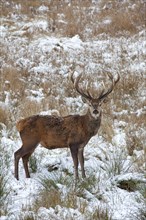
left=78, top=147, right=86, bottom=178
left=14, top=142, right=38, bottom=180
left=14, top=147, right=24, bottom=180
left=22, top=152, right=33, bottom=179
left=70, top=145, right=79, bottom=180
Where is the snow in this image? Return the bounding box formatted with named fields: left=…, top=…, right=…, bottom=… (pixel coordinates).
left=1, top=129, right=144, bottom=219
left=37, top=5, right=49, bottom=13
left=0, top=1, right=146, bottom=220
left=63, top=35, right=84, bottom=50
left=37, top=206, right=84, bottom=220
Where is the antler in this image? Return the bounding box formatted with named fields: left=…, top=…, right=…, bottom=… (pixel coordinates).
left=70, top=72, right=93, bottom=100
left=70, top=71, right=120, bottom=101
left=98, top=72, right=120, bottom=101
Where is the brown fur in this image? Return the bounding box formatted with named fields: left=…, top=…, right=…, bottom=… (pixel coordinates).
left=14, top=72, right=119, bottom=180
left=14, top=111, right=101, bottom=180
left=17, top=114, right=101, bottom=149
left=16, top=119, right=26, bottom=132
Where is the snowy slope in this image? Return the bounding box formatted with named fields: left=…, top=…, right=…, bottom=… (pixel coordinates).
left=0, top=1, right=146, bottom=220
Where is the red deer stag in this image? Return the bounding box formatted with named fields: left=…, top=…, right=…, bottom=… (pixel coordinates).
left=14, top=72, right=120, bottom=180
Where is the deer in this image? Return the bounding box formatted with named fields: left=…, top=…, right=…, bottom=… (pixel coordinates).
left=14, top=71, right=120, bottom=180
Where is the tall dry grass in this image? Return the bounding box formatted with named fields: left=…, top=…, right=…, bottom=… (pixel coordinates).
left=1, top=0, right=145, bottom=39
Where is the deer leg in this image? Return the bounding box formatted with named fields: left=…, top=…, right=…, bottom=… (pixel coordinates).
left=14, top=142, right=38, bottom=180
left=14, top=147, right=24, bottom=180
left=70, top=145, right=79, bottom=180
left=22, top=153, right=32, bottom=178
left=78, top=147, right=86, bottom=178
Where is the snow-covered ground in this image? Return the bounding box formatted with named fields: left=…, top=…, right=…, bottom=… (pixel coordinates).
left=1, top=129, right=146, bottom=219
left=0, top=1, right=146, bottom=220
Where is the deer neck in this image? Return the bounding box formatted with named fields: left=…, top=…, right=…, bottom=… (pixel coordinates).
left=84, top=109, right=102, bottom=136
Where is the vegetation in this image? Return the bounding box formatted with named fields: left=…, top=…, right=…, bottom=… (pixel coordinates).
left=0, top=0, right=145, bottom=219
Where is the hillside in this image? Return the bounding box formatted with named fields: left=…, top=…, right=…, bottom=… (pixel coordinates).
left=0, top=1, right=146, bottom=220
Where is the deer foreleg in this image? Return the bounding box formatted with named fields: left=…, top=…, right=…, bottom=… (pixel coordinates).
left=22, top=153, right=32, bottom=178
left=70, top=145, right=79, bottom=180
left=78, top=147, right=86, bottom=178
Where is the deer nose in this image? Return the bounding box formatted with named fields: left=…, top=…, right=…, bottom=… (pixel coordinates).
left=93, top=110, right=99, bottom=115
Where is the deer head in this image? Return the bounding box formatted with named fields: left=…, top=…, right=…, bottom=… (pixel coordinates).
left=15, top=70, right=120, bottom=181
left=70, top=71, right=120, bottom=119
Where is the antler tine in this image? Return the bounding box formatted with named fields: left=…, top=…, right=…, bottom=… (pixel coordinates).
left=85, top=81, right=93, bottom=99
left=98, top=72, right=120, bottom=101
left=70, top=72, right=93, bottom=100
left=98, top=88, right=105, bottom=99
left=70, top=71, right=75, bottom=84
left=87, top=89, right=93, bottom=99
left=115, top=72, right=120, bottom=84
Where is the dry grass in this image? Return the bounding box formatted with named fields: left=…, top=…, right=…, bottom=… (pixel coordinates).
left=0, top=108, right=10, bottom=126
left=97, top=0, right=145, bottom=36
left=0, top=67, right=145, bottom=148
left=35, top=188, right=62, bottom=210
left=100, top=115, right=115, bottom=143
left=19, top=99, right=42, bottom=119
left=0, top=66, right=71, bottom=126
left=0, top=1, right=145, bottom=219
left=0, top=67, right=28, bottom=127
left=1, top=0, right=145, bottom=39
left=0, top=67, right=26, bottom=101
left=110, top=72, right=145, bottom=113
left=25, top=173, right=111, bottom=219
left=95, top=71, right=146, bottom=160
left=31, top=174, right=88, bottom=215
left=91, top=207, right=112, bottom=220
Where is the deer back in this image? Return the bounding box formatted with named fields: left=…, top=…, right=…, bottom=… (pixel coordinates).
left=17, top=113, right=101, bottom=149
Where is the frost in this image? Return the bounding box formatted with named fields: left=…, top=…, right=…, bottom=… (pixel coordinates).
left=0, top=1, right=145, bottom=219
left=37, top=5, right=49, bottom=12
left=21, top=20, right=48, bottom=34
left=114, top=173, right=146, bottom=184
left=26, top=89, right=44, bottom=102
left=37, top=206, right=84, bottom=220
left=0, top=25, right=8, bottom=37
left=103, top=19, right=112, bottom=25
left=63, top=35, right=83, bottom=50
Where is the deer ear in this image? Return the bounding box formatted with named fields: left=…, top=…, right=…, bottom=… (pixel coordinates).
left=102, top=97, right=109, bottom=103
left=100, top=97, right=108, bottom=105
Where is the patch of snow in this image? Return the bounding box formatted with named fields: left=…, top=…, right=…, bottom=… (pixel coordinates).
left=0, top=25, right=8, bottom=37
left=27, top=89, right=44, bottom=102
left=103, top=19, right=112, bottom=25
left=37, top=5, right=49, bottom=12
left=63, top=35, right=84, bottom=51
